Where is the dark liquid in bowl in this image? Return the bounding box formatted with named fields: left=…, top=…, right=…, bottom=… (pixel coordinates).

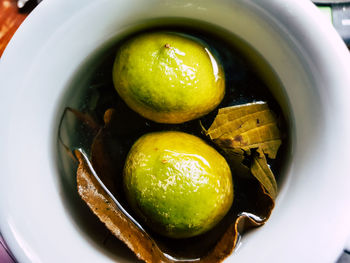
left=56, top=21, right=290, bottom=261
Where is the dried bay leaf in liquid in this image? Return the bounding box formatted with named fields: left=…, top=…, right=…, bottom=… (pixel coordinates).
left=251, top=149, right=278, bottom=200
left=58, top=107, right=101, bottom=161
left=75, top=149, right=170, bottom=263
left=204, top=101, right=280, bottom=200
left=90, top=127, right=117, bottom=194
left=204, top=176, right=276, bottom=262
left=207, top=102, right=269, bottom=130
left=205, top=102, right=282, bottom=159
left=62, top=107, right=101, bottom=132
left=201, top=102, right=281, bottom=255
left=221, top=148, right=250, bottom=178
left=90, top=109, right=120, bottom=195
left=232, top=124, right=281, bottom=159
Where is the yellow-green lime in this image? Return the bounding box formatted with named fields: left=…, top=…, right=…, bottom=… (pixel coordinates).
left=123, top=131, right=233, bottom=238
left=112, top=32, right=225, bottom=124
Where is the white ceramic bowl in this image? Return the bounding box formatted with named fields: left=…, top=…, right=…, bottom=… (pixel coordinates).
left=1, top=0, right=350, bottom=262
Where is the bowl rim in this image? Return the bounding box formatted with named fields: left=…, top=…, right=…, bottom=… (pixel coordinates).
left=1, top=0, right=350, bottom=262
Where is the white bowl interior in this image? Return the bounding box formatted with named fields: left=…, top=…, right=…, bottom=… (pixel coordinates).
left=1, top=0, right=350, bottom=263
left=56, top=15, right=293, bottom=263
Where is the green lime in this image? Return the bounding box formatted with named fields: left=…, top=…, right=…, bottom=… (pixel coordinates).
left=113, top=32, right=225, bottom=124
left=123, top=131, right=233, bottom=238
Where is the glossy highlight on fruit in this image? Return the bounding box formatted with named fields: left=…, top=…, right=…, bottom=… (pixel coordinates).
left=112, top=32, right=225, bottom=124
left=123, top=131, right=233, bottom=238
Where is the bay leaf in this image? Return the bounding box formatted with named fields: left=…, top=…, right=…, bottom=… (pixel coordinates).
left=90, top=109, right=119, bottom=195
left=251, top=149, right=278, bottom=200
left=75, top=149, right=169, bottom=263
left=202, top=177, right=276, bottom=262
left=58, top=107, right=101, bottom=162
left=62, top=107, right=101, bottom=132
left=205, top=102, right=281, bottom=159
left=221, top=148, right=250, bottom=178
left=204, top=102, right=280, bottom=200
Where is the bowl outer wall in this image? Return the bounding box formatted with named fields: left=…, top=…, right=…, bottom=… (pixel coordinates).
left=0, top=0, right=350, bottom=262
